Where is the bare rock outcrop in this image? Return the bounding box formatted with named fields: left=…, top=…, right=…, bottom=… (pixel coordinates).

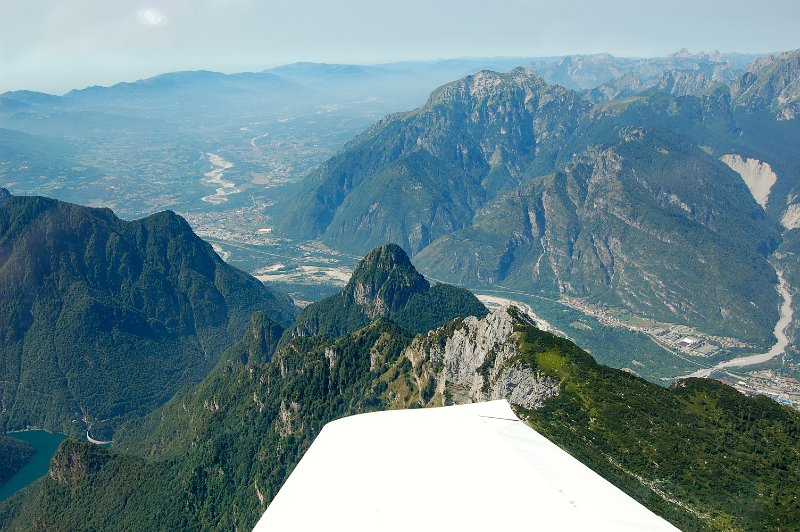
left=403, top=305, right=558, bottom=410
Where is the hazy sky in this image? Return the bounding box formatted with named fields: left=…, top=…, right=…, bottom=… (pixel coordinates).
left=2, top=0, right=799, bottom=94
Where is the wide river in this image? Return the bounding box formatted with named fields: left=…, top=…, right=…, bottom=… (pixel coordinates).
left=201, top=153, right=241, bottom=205
left=688, top=269, right=794, bottom=378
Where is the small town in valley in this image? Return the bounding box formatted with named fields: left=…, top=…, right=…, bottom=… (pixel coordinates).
left=716, top=370, right=800, bottom=410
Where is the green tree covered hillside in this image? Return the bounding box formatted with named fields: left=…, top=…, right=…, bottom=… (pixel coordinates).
left=0, top=190, right=296, bottom=439
left=1, top=248, right=797, bottom=531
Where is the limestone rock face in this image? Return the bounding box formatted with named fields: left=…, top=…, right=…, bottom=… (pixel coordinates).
left=720, top=154, right=777, bottom=209
left=404, top=305, right=559, bottom=410
left=731, top=48, right=800, bottom=119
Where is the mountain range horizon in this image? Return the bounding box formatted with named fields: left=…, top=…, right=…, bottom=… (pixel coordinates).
left=2, top=33, right=800, bottom=530
left=0, top=48, right=775, bottom=96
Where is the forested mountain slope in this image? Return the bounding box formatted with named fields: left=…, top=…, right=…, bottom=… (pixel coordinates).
left=0, top=437, right=35, bottom=488
left=0, top=190, right=296, bottom=439
left=280, top=68, right=591, bottom=252
left=1, top=246, right=797, bottom=531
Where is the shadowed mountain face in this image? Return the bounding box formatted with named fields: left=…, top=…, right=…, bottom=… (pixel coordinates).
left=0, top=191, right=296, bottom=438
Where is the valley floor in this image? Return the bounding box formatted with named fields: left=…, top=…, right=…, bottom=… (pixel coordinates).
left=687, top=270, right=793, bottom=377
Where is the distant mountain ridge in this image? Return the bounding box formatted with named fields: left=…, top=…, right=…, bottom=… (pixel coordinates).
left=280, top=53, right=800, bottom=342
left=530, top=49, right=749, bottom=91
left=0, top=49, right=762, bottom=116
left=731, top=49, right=800, bottom=119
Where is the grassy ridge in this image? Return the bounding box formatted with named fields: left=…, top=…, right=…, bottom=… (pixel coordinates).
left=514, top=323, right=800, bottom=530
left=1, top=246, right=798, bottom=530
left=3, top=312, right=798, bottom=530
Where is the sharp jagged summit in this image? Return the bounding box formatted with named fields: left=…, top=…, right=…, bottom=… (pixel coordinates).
left=287, top=243, right=487, bottom=338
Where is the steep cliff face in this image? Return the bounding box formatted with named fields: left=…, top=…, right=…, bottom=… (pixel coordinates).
left=397, top=306, right=559, bottom=410
left=415, top=126, right=781, bottom=342
left=280, top=68, right=591, bottom=252
left=731, top=49, right=800, bottom=119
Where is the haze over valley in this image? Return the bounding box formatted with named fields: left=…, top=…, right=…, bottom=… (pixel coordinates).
left=2, top=1, right=800, bottom=529
left=4, top=49, right=799, bottom=394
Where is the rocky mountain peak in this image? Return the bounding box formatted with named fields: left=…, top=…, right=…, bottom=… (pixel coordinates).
left=0, top=188, right=10, bottom=204
left=426, top=67, right=547, bottom=107
left=343, top=244, right=429, bottom=318
left=670, top=48, right=693, bottom=59
left=731, top=48, right=800, bottom=119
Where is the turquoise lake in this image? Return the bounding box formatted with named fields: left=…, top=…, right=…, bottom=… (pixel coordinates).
left=0, top=430, right=67, bottom=502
